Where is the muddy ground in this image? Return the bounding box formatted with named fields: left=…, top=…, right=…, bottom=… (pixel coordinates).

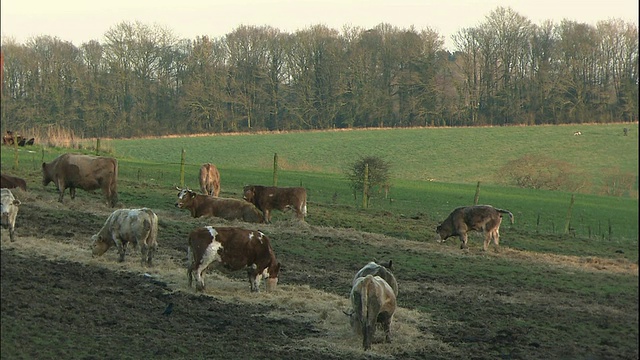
left=1, top=187, right=638, bottom=360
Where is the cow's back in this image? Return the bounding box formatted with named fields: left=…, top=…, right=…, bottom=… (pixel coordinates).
left=1, top=174, right=27, bottom=191
left=353, top=262, right=398, bottom=296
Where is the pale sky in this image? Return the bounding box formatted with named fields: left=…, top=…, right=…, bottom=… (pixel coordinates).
left=1, top=0, right=638, bottom=51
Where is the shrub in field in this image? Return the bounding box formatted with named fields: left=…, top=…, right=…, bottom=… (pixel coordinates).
left=498, top=154, right=589, bottom=192
left=601, top=166, right=636, bottom=197
left=346, top=155, right=391, bottom=204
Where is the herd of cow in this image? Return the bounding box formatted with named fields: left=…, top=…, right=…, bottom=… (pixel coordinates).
left=1, top=152, right=515, bottom=351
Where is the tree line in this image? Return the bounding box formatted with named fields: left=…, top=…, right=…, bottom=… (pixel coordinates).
left=1, top=7, right=637, bottom=138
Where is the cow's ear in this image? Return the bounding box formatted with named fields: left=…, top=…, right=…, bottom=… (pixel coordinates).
left=13, top=200, right=21, bottom=206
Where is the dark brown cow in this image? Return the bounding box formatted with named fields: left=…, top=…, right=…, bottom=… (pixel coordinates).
left=436, top=205, right=514, bottom=251
left=175, top=188, right=264, bottom=223
left=199, top=163, right=221, bottom=197
left=42, top=153, right=118, bottom=207
left=346, top=275, right=397, bottom=351
left=0, top=174, right=27, bottom=191
left=353, top=260, right=398, bottom=296
left=242, top=185, right=307, bottom=223
left=187, top=226, right=281, bottom=292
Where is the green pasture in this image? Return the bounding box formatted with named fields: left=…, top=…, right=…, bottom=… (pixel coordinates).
left=2, top=123, right=637, bottom=261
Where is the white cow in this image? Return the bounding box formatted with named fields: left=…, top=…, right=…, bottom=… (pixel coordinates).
left=91, top=208, right=159, bottom=266
left=1, top=188, right=21, bottom=241
left=346, top=275, right=397, bottom=351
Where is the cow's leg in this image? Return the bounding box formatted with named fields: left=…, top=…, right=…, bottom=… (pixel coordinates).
left=459, top=233, right=468, bottom=249
left=140, top=243, right=149, bottom=266
left=483, top=231, right=491, bottom=251
left=56, top=182, right=66, bottom=203
left=114, top=237, right=126, bottom=262
left=380, top=314, right=392, bottom=343
left=145, top=244, right=156, bottom=266
left=9, top=225, right=16, bottom=242
left=247, top=264, right=260, bottom=292
left=264, top=210, right=271, bottom=223
left=70, top=187, right=76, bottom=199
left=194, top=263, right=208, bottom=291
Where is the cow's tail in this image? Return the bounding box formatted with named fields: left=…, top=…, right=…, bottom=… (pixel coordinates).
left=362, top=276, right=377, bottom=350
left=145, top=209, right=159, bottom=246
left=497, top=208, right=514, bottom=224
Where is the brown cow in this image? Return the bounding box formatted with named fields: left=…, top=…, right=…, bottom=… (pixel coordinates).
left=42, top=153, right=118, bottom=207
left=353, top=260, right=398, bottom=296
left=91, top=208, right=159, bottom=266
left=242, top=185, right=307, bottom=223
left=187, top=226, right=281, bottom=292
left=175, top=188, right=264, bottom=223
left=1, top=188, right=21, bottom=242
left=199, top=163, right=221, bottom=197
left=1, top=173, right=27, bottom=191
left=346, top=275, right=397, bottom=351
left=436, top=205, right=514, bottom=251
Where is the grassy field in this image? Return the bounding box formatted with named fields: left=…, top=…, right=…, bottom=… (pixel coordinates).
left=3, top=123, right=638, bottom=244
left=1, top=124, right=638, bottom=359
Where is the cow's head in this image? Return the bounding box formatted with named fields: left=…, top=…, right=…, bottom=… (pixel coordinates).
left=41, top=162, right=53, bottom=186
left=175, top=187, right=196, bottom=208
left=0, top=198, right=20, bottom=225
left=242, top=185, right=255, bottom=203
left=265, top=262, right=281, bottom=292
left=91, top=234, right=111, bottom=257
left=435, top=223, right=451, bottom=243
left=374, top=259, right=393, bottom=270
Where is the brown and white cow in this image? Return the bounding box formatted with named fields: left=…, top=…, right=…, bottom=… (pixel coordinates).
left=1, top=173, right=27, bottom=191
left=436, top=205, right=514, bottom=251
left=1, top=188, right=21, bottom=242
left=353, top=260, right=398, bottom=297
left=187, top=226, right=281, bottom=292
left=346, top=274, right=397, bottom=351
left=242, top=185, right=307, bottom=223
left=42, top=153, right=118, bottom=207
left=91, top=208, right=159, bottom=266
left=199, top=163, right=221, bottom=197
left=175, top=188, right=264, bottom=223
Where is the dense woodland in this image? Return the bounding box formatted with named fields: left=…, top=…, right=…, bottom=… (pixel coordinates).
left=0, top=7, right=638, bottom=138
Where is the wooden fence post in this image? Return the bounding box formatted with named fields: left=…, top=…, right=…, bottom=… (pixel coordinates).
left=273, top=153, right=278, bottom=186
left=12, top=136, right=19, bottom=170
left=362, top=163, right=369, bottom=209
left=96, top=138, right=101, bottom=155
left=473, top=181, right=481, bottom=205
left=180, top=149, right=186, bottom=188
left=563, top=194, right=575, bottom=235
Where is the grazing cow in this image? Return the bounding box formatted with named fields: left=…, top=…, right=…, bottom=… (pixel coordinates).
left=42, top=153, right=118, bottom=207
left=353, top=260, right=398, bottom=296
left=623, top=128, right=629, bottom=136
left=187, top=226, right=281, bottom=292
left=346, top=275, right=397, bottom=351
left=242, top=185, right=307, bottom=223
left=1, top=173, right=27, bottom=191
left=91, top=208, right=159, bottom=266
left=199, top=163, right=221, bottom=197
left=573, top=131, right=582, bottom=136
left=1, top=188, right=21, bottom=242
left=436, top=205, right=514, bottom=251
left=175, top=188, right=264, bottom=223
